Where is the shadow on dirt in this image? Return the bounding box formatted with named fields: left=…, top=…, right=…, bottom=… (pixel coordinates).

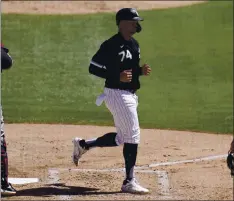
left=15, top=183, right=122, bottom=197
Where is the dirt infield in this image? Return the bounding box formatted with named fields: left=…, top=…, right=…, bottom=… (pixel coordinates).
left=2, top=1, right=233, bottom=200
left=2, top=1, right=206, bottom=14
left=2, top=124, right=233, bottom=200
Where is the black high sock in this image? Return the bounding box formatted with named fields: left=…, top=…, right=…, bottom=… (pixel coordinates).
left=123, top=143, right=138, bottom=183
left=79, top=132, right=118, bottom=149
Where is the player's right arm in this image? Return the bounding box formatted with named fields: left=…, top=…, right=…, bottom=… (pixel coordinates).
left=89, top=40, right=121, bottom=85
left=89, top=41, right=109, bottom=79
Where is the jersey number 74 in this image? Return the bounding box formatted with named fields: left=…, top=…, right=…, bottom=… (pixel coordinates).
left=118, top=50, right=132, bottom=62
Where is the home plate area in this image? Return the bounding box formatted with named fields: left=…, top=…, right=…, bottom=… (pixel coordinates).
left=5, top=169, right=174, bottom=200
left=4, top=154, right=232, bottom=200
left=46, top=169, right=168, bottom=200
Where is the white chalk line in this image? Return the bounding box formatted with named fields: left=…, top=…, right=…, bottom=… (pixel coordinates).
left=53, top=167, right=155, bottom=173
left=47, top=169, right=72, bottom=200
left=155, top=171, right=171, bottom=199
left=48, top=169, right=59, bottom=184
left=149, top=154, right=227, bottom=167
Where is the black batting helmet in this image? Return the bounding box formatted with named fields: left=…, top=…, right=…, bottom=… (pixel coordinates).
left=116, top=8, right=144, bottom=33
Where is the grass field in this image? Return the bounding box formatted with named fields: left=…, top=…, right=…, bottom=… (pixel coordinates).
left=1, top=1, right=233, bottom=133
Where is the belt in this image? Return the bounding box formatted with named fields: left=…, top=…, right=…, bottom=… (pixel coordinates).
left=105, top=87, right=136, bottom=94
left=124, top=89, right=136, bottom=94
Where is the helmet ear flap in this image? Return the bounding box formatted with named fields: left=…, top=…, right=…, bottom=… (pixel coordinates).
left=136, top=22, right=142, bottom=33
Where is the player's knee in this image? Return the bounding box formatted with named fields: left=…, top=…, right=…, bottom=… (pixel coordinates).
left=125, top=128, right=140, bottom=144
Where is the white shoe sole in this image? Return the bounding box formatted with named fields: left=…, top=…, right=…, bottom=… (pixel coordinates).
left=72, top=137, right=82, bottom=166
left=121, top=180, right=149, bottom=194
left=121, top=188, right=149, bottom=194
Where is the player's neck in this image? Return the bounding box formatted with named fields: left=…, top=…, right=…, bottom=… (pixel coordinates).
left=119, top=31, right=132, bottom=41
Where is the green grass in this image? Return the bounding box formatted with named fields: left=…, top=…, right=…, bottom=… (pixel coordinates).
left=1, top=1, right=233, bottom=133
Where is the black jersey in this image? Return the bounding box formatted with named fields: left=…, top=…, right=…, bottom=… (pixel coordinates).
left=89, top=32, right=142, bottom=91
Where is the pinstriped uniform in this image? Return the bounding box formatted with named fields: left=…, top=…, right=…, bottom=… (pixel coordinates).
left=89, top=32, right=143, bottom=145
left=104, top=88, right=140, bottom=145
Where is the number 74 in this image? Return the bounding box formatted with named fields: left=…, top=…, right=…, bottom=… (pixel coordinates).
left=118, top=50, right=132, bottom=62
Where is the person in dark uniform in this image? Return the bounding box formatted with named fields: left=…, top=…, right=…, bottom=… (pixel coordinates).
left=72, top=8, right=151, bottom=194
left=227, top=138, right=234, bottom=176
left=1, top=44, right=17, bottom=195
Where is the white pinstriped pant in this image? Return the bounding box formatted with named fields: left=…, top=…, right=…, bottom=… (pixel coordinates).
left=101, top=87, right=140, bottom=145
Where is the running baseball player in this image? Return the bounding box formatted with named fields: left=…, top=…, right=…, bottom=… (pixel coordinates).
left=72, top=8, right=151, bottom=194
left=1, top=44, right=17, bottom=195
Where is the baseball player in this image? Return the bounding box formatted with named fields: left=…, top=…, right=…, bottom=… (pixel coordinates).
left=227, top=139, right=234, bottom=176
left=1, top=44, right=17, bottom=195
left=72, top=8, right=151, bottom=194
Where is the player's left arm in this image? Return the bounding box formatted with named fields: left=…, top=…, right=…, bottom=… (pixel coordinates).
left=136, top=43, right=151, bottom=76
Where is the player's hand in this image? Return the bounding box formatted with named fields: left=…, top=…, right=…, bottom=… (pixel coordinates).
left=120, top=69, right=132, bottom=82
left=142, top=64, right=151, bottom=76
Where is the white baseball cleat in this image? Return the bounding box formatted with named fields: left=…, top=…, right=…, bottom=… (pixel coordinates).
left=121, top=178, right=149, bottom=194
left=72, top=137, right=87, bottom=166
